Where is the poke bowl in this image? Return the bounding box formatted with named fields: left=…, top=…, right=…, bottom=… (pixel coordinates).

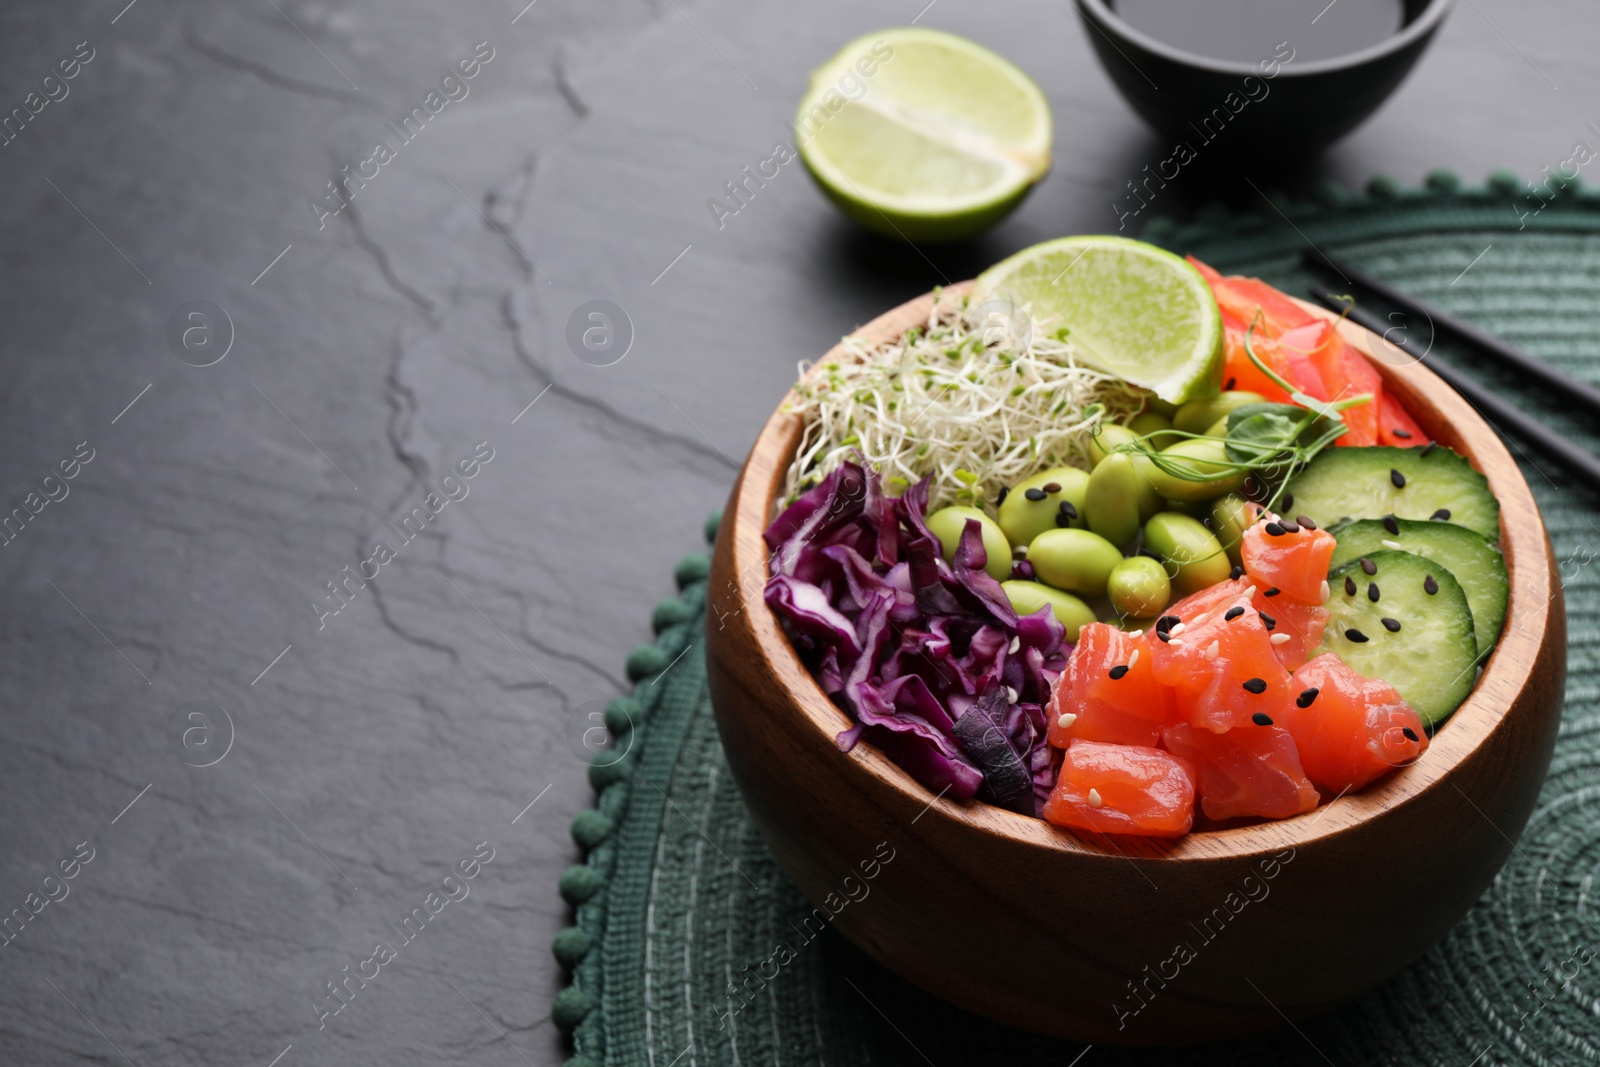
left=704, top=238, right=1564, bottom=1045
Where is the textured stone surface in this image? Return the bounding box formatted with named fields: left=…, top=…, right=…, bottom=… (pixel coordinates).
left=0, top=0, right=1593, bottom=1063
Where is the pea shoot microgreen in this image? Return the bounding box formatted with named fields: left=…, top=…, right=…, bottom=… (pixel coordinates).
left=1090, top=314, right=1374, bottom=515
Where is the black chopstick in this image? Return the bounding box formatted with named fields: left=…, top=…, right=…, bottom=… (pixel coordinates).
left=1309, top=286, right=1600, bottom=495
left=1302, top=249, right=1600, bottom=420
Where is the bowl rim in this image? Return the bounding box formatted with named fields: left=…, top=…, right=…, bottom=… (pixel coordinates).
left=724, top=278, right=1558, bottom=863
left=1073, top=0, right=1456, bottom=79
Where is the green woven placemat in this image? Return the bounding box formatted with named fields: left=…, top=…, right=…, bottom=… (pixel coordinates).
left=554, top=175, right=1600, bottom=1067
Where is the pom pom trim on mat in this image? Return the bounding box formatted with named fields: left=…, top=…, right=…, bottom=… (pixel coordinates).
left=550, top=508, right=721, bottom=1067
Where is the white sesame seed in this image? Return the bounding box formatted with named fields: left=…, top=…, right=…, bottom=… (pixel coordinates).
left=1319, top=579, right=1331, bottom=604
left=1170, top=623, right=1187, bottom=637
left=1057, top=712, right=1078, bottom=730
left=1087, top=788, right=1103, bottom=808
left=1169, top=639, right=1187, bottom=649
left=1128, top=649, right=1140, bottom=668
left=1009, top=636, right=1021, bottom=654
left=1205, top=640, right=1219, bottom=660
left=1005, top=686, right=1019, bottom=703
left=1190, top=613, right=1209, bottom=627
left=1270, top=633, right=1291, bottom=645
left=1381, top=539, right=1403, bottom=550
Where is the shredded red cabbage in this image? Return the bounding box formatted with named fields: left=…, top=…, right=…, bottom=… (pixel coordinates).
left=764, top=461, right=1068, bottom=815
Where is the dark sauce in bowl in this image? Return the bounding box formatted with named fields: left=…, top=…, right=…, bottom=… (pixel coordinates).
left=1114, top=0, right=1406, bottom=64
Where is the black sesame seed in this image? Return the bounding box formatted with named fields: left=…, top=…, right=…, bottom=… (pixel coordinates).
left=1059, top=500, right=1078, bottom=519
left=1264, top=587, right=1281, bottom=597
left=1230, top=565, right=1245, bottom=580
left=1390, top=468, right=1407, bottom=489
left=1430, top=508, right=1451, bottom=521
left=1225, top=377, right=1237, bottom=390
left=1283, top=493, right=1295, bottom=510
left=1360, top=557, right=1377, bottom=576
left=1393, top=428, right=1413, bottom=439
left=1421, top=441, right=1437, bottom=457
left=1296, top=515, right=1317, bottom=531
left=1054, top=513, right=1072, bottom=528
left=1242, top=677, right=1268, bottom=694
left=1424, top=574, right=1439, bottom=595
left=1279, top=520, right=1301, bottom=534
left=1402, top=726, right=1420, bottom=742
left=1024, top=487, right=1047, bottom=502
left=1156, top=631, right=1171, bottom=643
left=1109, top=665, right=1130, bottom=680
left=1296, top=687, right=1319, bottom=708
left=1344, top=576, right=1357, bottom=596
left=1252, top=712, right=1275, bottom=726
left=1259, top=612, right=1276, bottom=631
left=1382, top=617, right=1402, bottom=632
left=997, top=486, right=1010, bottom=506
left=1043, top=482, right=1062, bottom=494
left=1265, top=522, right=1286, bottom=536
left=1225, top=606, right=1245, bottom=621
left=1368, top=582, right=1380, bottom=603
left=1157, top=615, right=1181, bottom=633
left=1382, top=515, right=1400, bottom=535
left=1345, top=628, right=1370, bottom=643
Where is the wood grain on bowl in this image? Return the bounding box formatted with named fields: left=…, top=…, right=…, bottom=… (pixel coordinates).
left=705, top=282, right=1564, bottom=1045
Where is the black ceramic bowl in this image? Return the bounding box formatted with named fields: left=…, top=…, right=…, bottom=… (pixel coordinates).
left=1074, top=0, right=1454, bottom=152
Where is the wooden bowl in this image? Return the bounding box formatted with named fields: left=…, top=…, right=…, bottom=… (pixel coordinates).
left=705, top=282, right=1565, bottom=1045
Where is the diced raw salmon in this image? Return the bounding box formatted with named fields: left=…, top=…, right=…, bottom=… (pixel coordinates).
left=1047, top=624, right=1171, bottom=748
left=1044, top=740, right=1195, bottom=838
left=1279, top=654, right=1429, bottom=793
left=1162, top=722, right=1318, bottom=821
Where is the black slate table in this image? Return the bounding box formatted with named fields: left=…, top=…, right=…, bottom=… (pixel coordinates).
left=0, top=1, right=1592, bottom=1064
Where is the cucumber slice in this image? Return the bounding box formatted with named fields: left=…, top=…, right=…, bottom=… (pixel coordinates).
left=1328, top=519, right=1508, bottom=659
left=1319, top=550, right=1478, bottom=728
left=1285, top=445, right=1499, bottom=540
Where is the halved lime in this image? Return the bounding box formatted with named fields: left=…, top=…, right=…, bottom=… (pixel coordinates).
left=973, top=235, right=1224, bottom=403
left=795, top=28, right=1051, bottom=243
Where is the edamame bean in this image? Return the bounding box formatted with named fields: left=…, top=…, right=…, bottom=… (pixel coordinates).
left=1087, top=425, right=1164, bottom=519
left=1027, top=528, right=1124, bottom=598
left=1143, top=512, right=1233, bottom=594
left=925, top=506, right=1011, bottom=581
left=1128, top=411, right=1173, bottom=438
left=1107, top=556, right=1172, bottom=619
left=1001, top=580, right=1097, bottom=641
left=1172, top=391, right=1266, bottom=435
left=996, top=466, right=1090, bottom=549
left=1128, top=454, right=1165, bottom=521
left=1142, top=437, right=1248, bottom=502
left=1209, top=493, right=1257, bottom=567
left=1088, top=424, right=1140, bottom=467
left=1085, top=453, right=1145, bottom=548
left=1161, top=497, right=1211, bottom=518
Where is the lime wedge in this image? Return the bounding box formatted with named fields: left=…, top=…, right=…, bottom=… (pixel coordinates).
left=795, top=28, right=1051, bottom=243
left=973, top=235, right=1224, bottom=403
